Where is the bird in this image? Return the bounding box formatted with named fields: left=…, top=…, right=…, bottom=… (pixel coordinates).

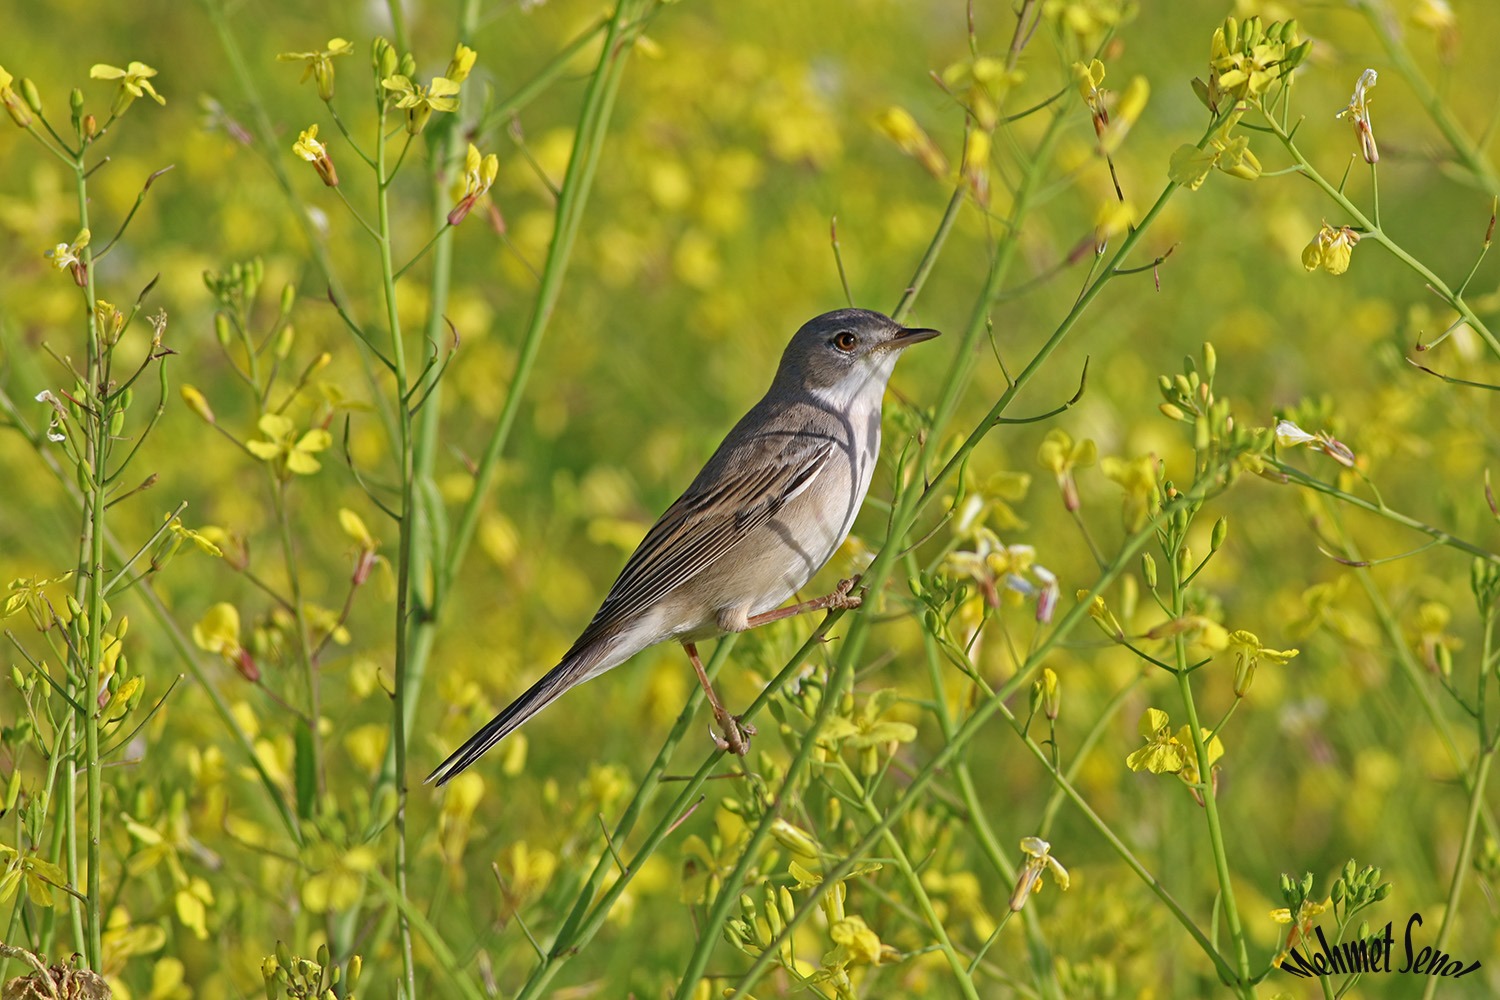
left=427, top=308, right=940, bottom=785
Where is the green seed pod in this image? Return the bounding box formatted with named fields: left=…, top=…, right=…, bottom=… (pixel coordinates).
left=215, top=313, right=232, bottom=347
left=763, top=884, right=784, bottom=937
left=1211, top=517, right=1228, bottom=551
left=1190, top=76, right=1212, bottom=110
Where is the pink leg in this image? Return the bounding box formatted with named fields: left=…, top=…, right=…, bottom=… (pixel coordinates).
left=684, top=641, right=756, bottom=756
left=743, top=576, right=864, bottom=629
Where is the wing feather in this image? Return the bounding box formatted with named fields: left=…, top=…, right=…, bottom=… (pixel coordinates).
left=577, top=435, right=834, bottom=643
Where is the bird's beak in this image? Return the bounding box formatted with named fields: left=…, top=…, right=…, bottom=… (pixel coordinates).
left=890, top=326, right=941, bottom=349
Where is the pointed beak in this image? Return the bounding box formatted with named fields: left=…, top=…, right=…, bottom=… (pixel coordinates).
left=891, top=326, right=941, bottom=349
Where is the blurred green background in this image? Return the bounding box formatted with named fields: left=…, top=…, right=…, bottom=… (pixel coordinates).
left=3, top=0, right=1500, bottom=996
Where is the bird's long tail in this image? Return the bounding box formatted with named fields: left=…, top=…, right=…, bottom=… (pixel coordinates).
left=426, top=640, right=611, bottom=786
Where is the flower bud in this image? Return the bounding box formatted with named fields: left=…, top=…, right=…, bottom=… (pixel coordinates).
left=372, top=38, right=397, bottom=77
left=1159, top=402, right=1186, bottom=421
left=1211, top=517, right=1228, bottom=551
left=280, top=282, right=297, bottom=316
left=181, top=385, right=216, bottom=424
left=1141, top=552, right=1157, bottom=589
left=21, top=78, right=41, bottom=114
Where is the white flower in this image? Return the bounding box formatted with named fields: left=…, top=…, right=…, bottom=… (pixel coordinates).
left=1274, top=419, right=1318, bottom=447
left=1336, top=68, right=1379, bottom=163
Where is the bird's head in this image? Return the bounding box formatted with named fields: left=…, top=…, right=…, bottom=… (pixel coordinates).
left=774, top=308, right=940, bottom=406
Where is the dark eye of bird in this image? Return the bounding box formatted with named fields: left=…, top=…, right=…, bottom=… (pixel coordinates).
left=833, top=332, right=857, bottom=352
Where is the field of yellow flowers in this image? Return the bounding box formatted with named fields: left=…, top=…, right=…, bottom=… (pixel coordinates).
left=3, top=0, right=1500, bottom=997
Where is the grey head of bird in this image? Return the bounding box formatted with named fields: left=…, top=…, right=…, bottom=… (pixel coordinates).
left=772, top=308, right=941, bottom=407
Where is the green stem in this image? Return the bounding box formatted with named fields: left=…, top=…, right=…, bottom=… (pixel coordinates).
left=439, top=0, right=651, bottom=601
left=1355, top=0, right=1500, bottom=195
left=1266, top=115, right=1500, bottom=359
left=270, top=479, right=324, bottom=807
left=727, top=456, right=1247, bottom=995
left=68, top=142, right=106, bottom=973
left=1420, top=751, right=1493, bottom=1000
left=510, top=639, right=738, bottom=1000
left=910, top=569, right=1061, bottom=999
left=1172, top=620, right=1252, bottom=988
left=835, top=757, right=983, bottom=1000
left=1269, top=459, right=1500, bottom=564
left=373, top=98, right=419, bottom=999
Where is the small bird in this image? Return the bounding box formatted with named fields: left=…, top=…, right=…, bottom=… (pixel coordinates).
left=428, top=308, right=939, bottom=785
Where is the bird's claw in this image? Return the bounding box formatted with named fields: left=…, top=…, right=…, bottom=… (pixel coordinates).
left=710, top=711, right=757, bottom=756
left=830, top=575, right=866, bottom=611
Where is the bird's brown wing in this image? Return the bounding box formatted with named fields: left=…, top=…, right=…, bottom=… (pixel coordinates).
left=577, top=434, right=835, bottom=644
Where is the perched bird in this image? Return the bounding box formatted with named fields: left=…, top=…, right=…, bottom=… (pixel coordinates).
left=428, top=308, right=939, bottom=785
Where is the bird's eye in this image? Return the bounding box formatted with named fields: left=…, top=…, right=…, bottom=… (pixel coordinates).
left=833, top=332, right=858, bottom=353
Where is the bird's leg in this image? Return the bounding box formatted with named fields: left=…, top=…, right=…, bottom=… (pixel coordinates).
left=743, top=576, right=865, bottom=629
left=683, top=641, right=756, bottom=755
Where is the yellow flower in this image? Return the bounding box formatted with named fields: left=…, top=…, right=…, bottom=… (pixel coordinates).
left=1169, top=120, right=1262, bottom=191
left=0, top=66, right=32, bottom=127
left=1100, top=453, right=1159, bottom=529
left=381, top=74, right=460, bottom=135
left=874, top=106, right=947, bottom=180
left=1009, top=835, right=1070, bottom=911
left=448, top=143, right=499, bottom=225
left=828, top=915, right=888, bottom=966
left=446, top=43, right=478, bottom=84
left=301, top=845, right=376, bottom=913
left=1301, top=222, right=1360, bottom=275
left=1227, top=629, right=1299, bottom=695
left=44, top=227, right=90, bottom=274
left=276, top=38, right=354, bottom=101
left=292, top=125, right=338, bottom=186
left=1125, top=707, right=1187, bottom=774
left=246, top=412, right=332, bottom=476
left=90, top=61, right=165, bottom=115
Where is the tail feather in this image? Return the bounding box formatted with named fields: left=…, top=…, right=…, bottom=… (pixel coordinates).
left=426, top=649, right=598, bottom=786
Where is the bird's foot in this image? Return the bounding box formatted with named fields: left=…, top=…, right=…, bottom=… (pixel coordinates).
left=828, top=575, right=865, bottom=611
left=710, top=710, right=757, bottom=756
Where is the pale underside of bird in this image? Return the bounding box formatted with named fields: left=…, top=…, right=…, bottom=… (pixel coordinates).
left=428, top=308, right=938, bottom=786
